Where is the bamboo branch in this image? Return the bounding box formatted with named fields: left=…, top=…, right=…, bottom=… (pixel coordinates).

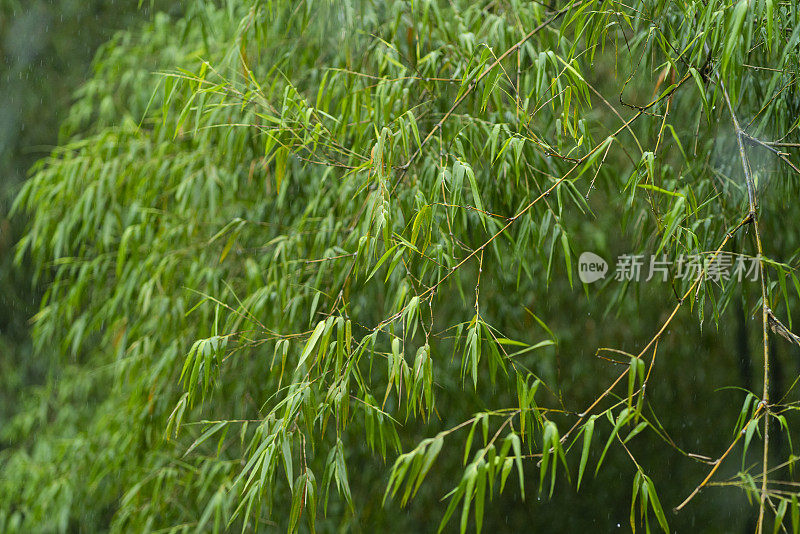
left=719, top=78, right=772, bottom=534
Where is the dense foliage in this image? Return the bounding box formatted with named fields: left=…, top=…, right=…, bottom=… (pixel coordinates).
left=0, top=0, right=171, bottom=427
left=3, top=0, right=800, bottom=532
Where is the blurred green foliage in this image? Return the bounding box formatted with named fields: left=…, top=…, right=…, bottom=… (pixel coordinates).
left=0, top=0, right=175, bottom=430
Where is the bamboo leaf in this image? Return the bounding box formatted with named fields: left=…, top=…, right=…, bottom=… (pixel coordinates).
left=577, top=416, right=595, bottom=491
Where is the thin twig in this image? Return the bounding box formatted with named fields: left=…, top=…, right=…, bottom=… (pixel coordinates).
left=675, top=404, right=765, bottom=511
left=719, top=78, right=771, bottom=534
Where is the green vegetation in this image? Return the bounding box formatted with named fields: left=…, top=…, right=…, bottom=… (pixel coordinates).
left=2, top=1, right=800, bottom=532
left=0, top=0, right=171, bottom=426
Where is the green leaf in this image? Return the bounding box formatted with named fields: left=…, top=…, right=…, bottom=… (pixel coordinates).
left=623, top=422, right=648, bottom=444
left=577, top=416, right=595, bottom=491
left=282, top=434, right=294, bottom=489
left=774, top=498, right=788, bottom=534
left=464, top=163, right=486, bottom=228
left=407, top=110, right=421, bottom=149
left=688, top=67, right=712, bottom=120
left=288, top=473, right=306, bottom=533
left=413, top=434, right=444, bottom=495
left=298, top=320, right=326, bottom=370
left=464, top=419, right=478, bottom=465
left=656, top=196, right=685, bottom=255
left=460, top=464, right=477, bottom=534
left=411, top=206, right=431, bottom=250
left=644, top=475, right=669, bottom=533
left=597, top=408, right=631, bottom=474
left=184, top=421, right=229, bottom=458
left=561, top=232, right=573, bottom=288
left=474, top=461, right=487, bottom=534
left=722, top=0, right=749, bottom=74
left=509, top=433, right=525, bottom=499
